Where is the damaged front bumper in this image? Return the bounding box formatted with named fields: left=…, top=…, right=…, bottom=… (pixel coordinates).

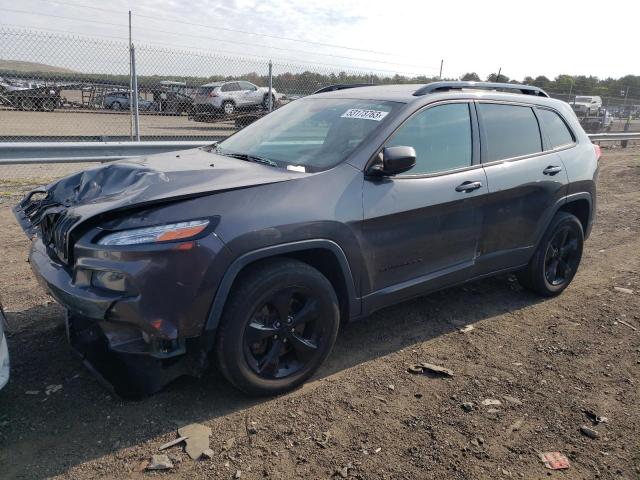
left=65, top=311, right=200, bottom=399
left=26, top=228, right=229, bottom=398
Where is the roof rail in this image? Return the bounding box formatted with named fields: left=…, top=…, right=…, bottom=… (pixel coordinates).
left=313, top=83, right=374, bottom=94
left=413, top=81, right=549, bottom=98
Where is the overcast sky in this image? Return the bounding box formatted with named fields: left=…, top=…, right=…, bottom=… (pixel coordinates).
left=1, top=0, right=638, bottom=80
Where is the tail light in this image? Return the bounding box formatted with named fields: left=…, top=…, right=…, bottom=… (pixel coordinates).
left=208, top=90, right=218, bottom=98
left=593, top=143, right=601, bottom=161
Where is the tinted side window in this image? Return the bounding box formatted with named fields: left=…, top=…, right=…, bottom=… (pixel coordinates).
left=478, top=103, right=542, bottom=161
left=221, top=83, right=239, bottom=92
left=386, top=103, right=472, bottom=174
left=536, top=108, right=574, bottom=149
left=239, top=81, right=257, bottom=91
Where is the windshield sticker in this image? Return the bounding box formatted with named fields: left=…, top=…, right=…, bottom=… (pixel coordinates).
left=286, top=165, right=306, bottom=173
left=341, top=109, right=389, bottom=121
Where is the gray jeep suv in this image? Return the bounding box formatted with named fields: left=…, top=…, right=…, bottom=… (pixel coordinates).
left=14, top=82, right=599, bottom=397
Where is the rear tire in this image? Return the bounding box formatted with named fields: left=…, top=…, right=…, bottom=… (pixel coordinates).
left=517, top=212, right=584, bottom=297
left=215, top=259, right=340, bottom=396
left=19, top=97, right=36, bottom=111
left=222, top=101, right=235, bottom=116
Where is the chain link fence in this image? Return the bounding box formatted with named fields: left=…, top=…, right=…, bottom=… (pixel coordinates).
left=0, top=26, right=420, bottom=144
left=0, top=26, right=638, bottom=186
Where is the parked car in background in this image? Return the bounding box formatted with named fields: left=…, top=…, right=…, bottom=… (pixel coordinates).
left=14, top=81, right=599, bottom=398
left=191, top=81, right=278, bottom=120
left=153, top=90, right=193, bottom=115
left=0, top=298, right=9, bottom=391
left=104, top=91, right=157, bottom=111
left=0, top=82, right=61, bottom=112
left=619, top=105, right=640, bottom=119
left=581, top=109, right=614, bottom=133
left=571, top=95, right=602, bottom=117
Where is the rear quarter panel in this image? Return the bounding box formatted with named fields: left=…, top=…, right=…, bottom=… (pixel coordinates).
left=556, top=102, right=599, bottom=227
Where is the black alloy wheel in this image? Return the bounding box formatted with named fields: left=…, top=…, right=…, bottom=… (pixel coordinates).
left=517, top=211, right=584, bottom=297
left=244, top=287, right=323, bottom=379
left=216, top=259, right=340, bottom=396
left=543, top=226, right=580, bottom=287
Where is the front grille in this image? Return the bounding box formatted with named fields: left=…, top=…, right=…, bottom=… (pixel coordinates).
left=41, top=211, right=78, bottom=264
left=15, top=190, right=79, bottom=265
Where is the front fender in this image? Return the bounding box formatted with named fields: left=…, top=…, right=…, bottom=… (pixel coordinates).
left=204, top=239, right=359, bottom=332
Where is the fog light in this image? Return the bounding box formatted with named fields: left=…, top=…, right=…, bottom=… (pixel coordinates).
left=91, top=271, right=127, bottom=292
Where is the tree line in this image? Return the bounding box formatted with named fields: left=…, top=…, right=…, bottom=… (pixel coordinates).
left=461, top=72, right=639, bottom=99
left=1, top=67, right=638, bottom=99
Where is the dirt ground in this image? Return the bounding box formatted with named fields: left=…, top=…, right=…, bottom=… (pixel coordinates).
left=0, top=107, right=236, bottom=139
left=0, top=147, right=638, bottom=480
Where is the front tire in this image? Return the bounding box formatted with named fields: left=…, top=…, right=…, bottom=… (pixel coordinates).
left=42, top=98, right=57, bottom=112
left=215, top=259, right=340, bottom=396
left=262, top=94, right=276, bottom=109
left=517, top=212, right=584, bottom=297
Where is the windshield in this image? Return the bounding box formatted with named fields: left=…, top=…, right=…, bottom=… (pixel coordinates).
left=214, top=98, right=401, bottom=172
left=575, top=96, right=592, bottom=102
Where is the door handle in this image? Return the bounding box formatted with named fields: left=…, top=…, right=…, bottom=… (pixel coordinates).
left=455, top=181, right=483, bottom=192
left=543, top=165, right=563, bottom=175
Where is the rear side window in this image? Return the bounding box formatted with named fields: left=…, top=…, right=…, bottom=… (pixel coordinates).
left=197, top=86, right=217, bottom=95
left=221, top=82, right=240, bottom=92
left=478, top=103, right=542, bottom=161
left=239, top=81, right=257, bottom=91
left=386, top=103, right=472, bottom=175
left=536, top=108, right=574, bottom=149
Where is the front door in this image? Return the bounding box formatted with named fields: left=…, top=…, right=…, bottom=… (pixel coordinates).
left=360, top=102, right=487, bottom=309
left=238, top=81, right=261, bottom=106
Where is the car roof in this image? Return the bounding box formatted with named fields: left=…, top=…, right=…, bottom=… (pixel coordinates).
left=311, top=82, right=564, bottom=109
left=201, top=82, right=223, bottom=87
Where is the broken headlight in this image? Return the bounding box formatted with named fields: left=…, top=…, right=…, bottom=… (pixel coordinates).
left=97, top=219, right=210, bottom=246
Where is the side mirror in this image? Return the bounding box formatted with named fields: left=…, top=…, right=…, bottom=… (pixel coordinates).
left=369, top=146, right=416, bottom=176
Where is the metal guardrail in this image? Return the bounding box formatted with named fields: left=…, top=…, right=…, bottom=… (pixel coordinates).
left=0, top=140, right=214, bottom=164
left=586, top=132, right=640, bottom=142
left=0, top=133, right=638, bottom=165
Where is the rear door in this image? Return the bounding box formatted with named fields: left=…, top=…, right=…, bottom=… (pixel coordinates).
left=220, top=82, right=241, bottom=105
left=361, top=101, right=488, bottom=308
left=476, top=102, right=570, bottom=273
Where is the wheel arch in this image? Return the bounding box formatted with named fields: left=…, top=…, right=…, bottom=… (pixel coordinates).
left=558, top=196, right=591, bottom=236
left=204, top=239, right=360, bottom=333
left=536, top=192, right=593, bottom=248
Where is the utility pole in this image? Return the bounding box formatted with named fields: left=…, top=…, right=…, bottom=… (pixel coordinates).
left=496, top=67, right=502, bottom=83
left=439, top=59, right=443, bottom=80
left=622, top=86, right=630, bottom=110
left=129, top=11, right=133, bottom=140
left=267, top=60, right=273, bottom=112
left=131, top=44, right=140, bottom=141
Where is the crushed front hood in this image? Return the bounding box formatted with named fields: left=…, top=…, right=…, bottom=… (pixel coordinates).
left=14, top=147, right=309, bottom=237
